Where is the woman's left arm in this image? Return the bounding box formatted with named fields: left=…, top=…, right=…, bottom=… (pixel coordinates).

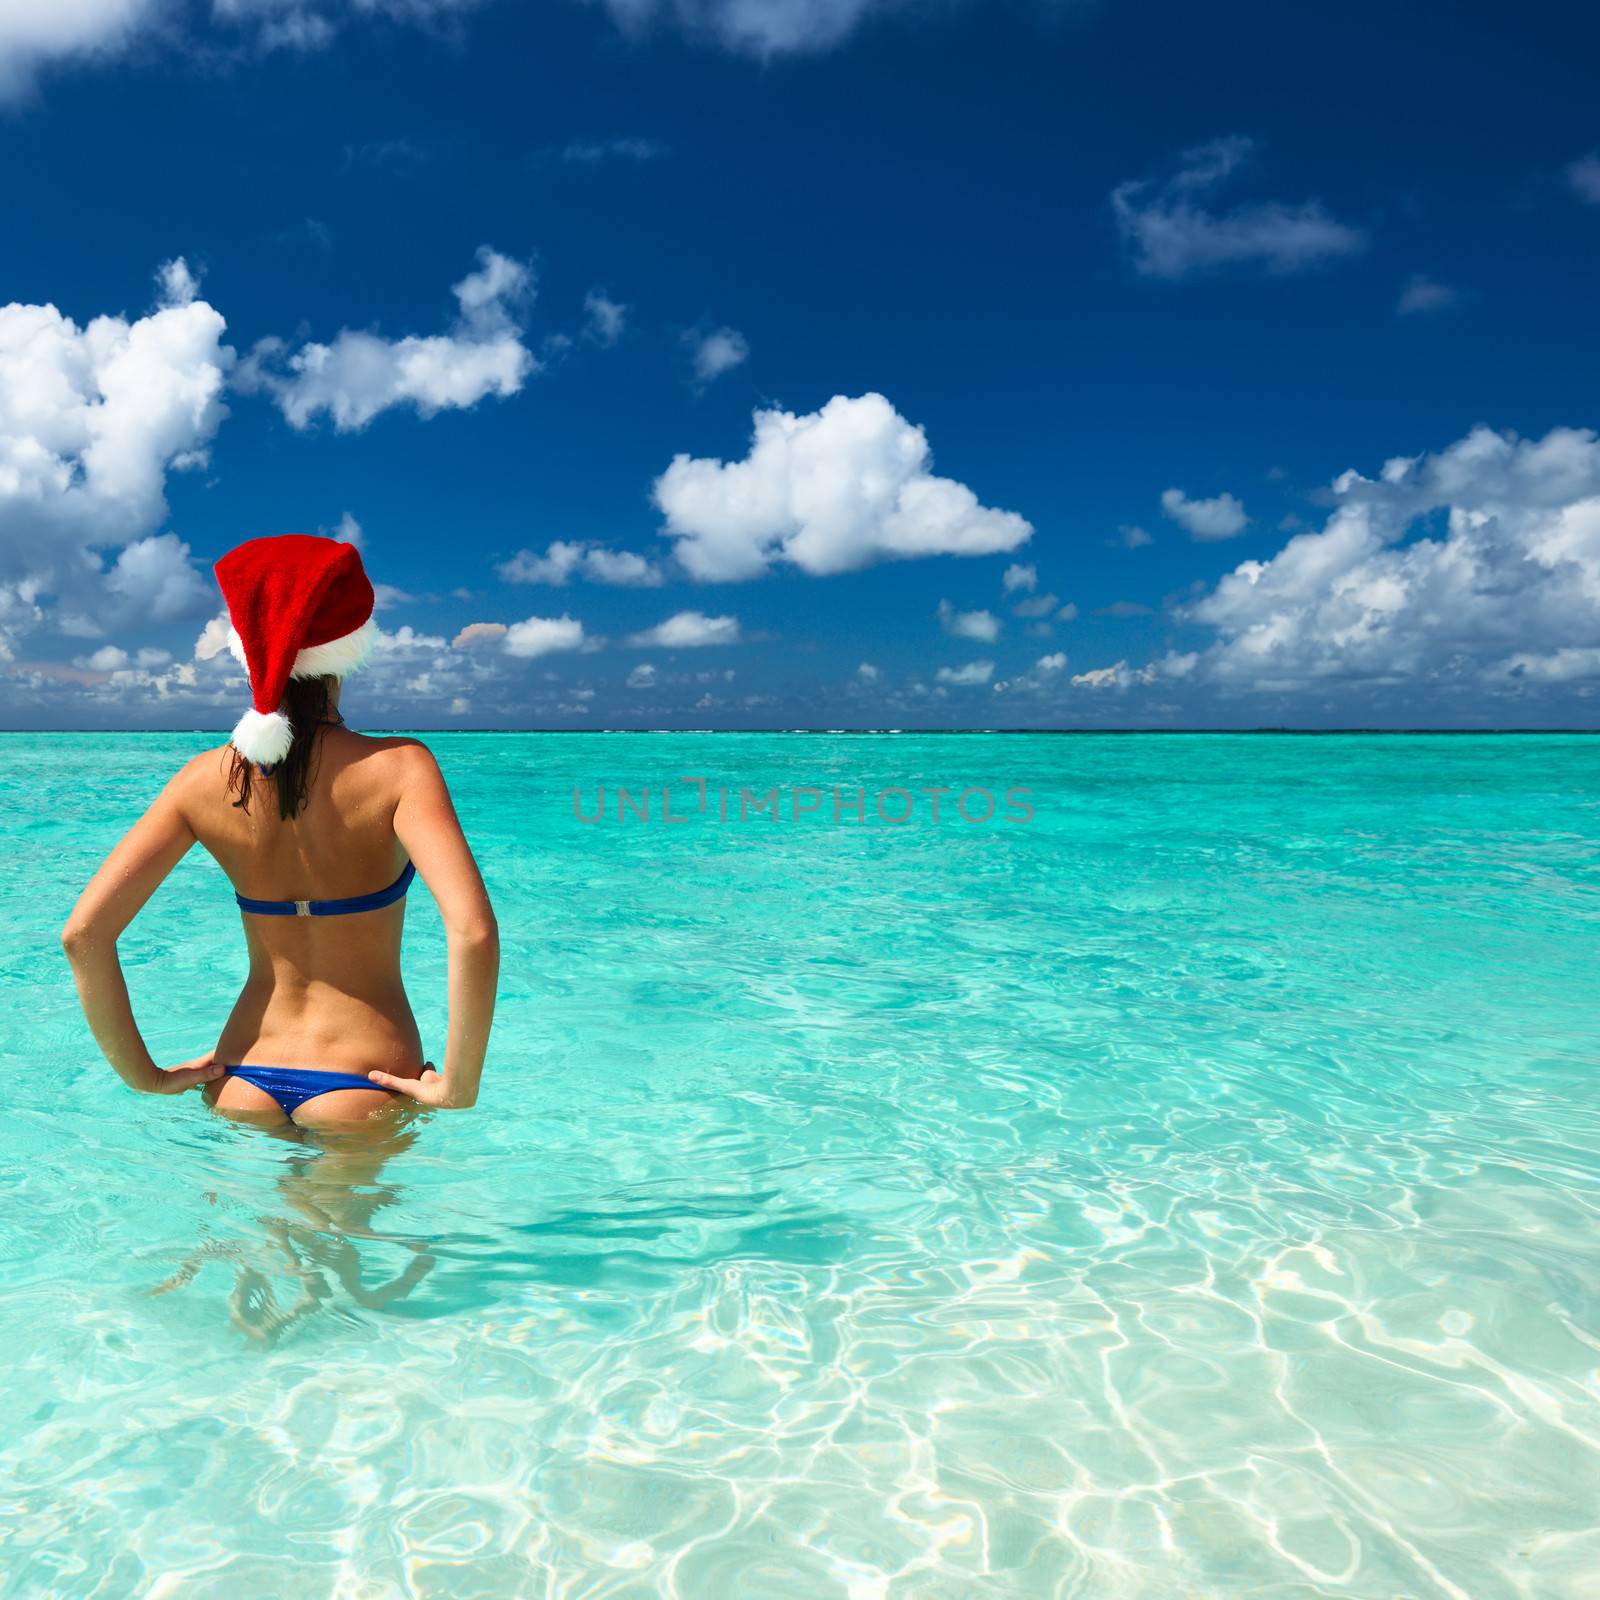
left=61, top=762, right=224, bottom=1096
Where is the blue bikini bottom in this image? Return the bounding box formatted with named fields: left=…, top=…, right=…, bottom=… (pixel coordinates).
left=222, top=1064, right=398, bottom=1118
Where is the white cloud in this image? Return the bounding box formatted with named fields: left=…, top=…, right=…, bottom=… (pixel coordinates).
left=104, top=533, right=211, bottom=622
left=241, top=246, right=535, bottom=431
left=193, top=614, right=231, bottom=661
left=1182, top=424, right=1600, bottom=692
left=688, top=326, right=749, bottom=385
left=627, top=610, right=741, bottom=648
left=374, top=621, right=446, bottom=652
left=993, top=651, right=1067, bottom=694
left=216, top=0, right=485, bottom=53
left=497, top=542, right=583, bottom=584
left=356, top=621, right=491, bottom=711
left=626, top=662, right=657, bottom=688
left=1095, top=599, right=1153, bottom=618
left=560, top=136, right=666, bottom=164
left=1396, top=274, right=1461, bottom=316
left=342, top=136, right=429, bottom=173
left=502, top=614, right=587, bottom=659
left=654, top=392, right=1033, bottom=581
left=937, top=598, right=1000, bottom=642
left=583, top=547, right=662, bottom=586
left=0, top=1, right=485, bottom=100
left=1567, top=152, right=1600, bottom=204
left=1501, top=647, right=1600, bottom=683
left=583, top=290, right=627, bottom=346
left=330, top=511, right=363, bottom=549
left=38, top=609, right=247, bottom=708
left=3, top=0, right=906, bottom=98
left=991, top=650, right=1193, bottom=696
left=0, top=269, right=231, bottom=572
left=1011, top=590, right=1061, bottom=619
left=1117, top=524, right=1153, bottom=549
left=586, top=0, right=895, bottom=59
left=497, top=539, right=663, bottom=587
left=0, top=0, right=156, bottom=99
left=856, top=661, right=880, bottom=681
left=1161, top=486, right=1248, bottom=541
left=1112, top=137, right=1366, bottom=280
left=1071, top=659, right=1154, bottom=690
left=0, top=265, right=230, bottom=657
left=156, top=257, right=199, bottom=307
left=935, top=660, right=994, bottom=686
left=0, top=582, right=43, bottom=648
left=1002, top=562, right=1036, bottom=593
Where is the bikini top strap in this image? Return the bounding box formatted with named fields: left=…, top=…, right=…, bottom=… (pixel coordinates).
left=234, top=860, right=416, bottom=918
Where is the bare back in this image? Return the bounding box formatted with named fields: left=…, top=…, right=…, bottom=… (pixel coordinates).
left=179, top=729, right=428, bottom=1077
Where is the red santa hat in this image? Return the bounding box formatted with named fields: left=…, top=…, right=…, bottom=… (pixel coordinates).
left=214, top=533, right=378, bottom=765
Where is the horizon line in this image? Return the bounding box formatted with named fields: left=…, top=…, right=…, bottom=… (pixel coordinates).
left=3, top=727, right=1597, bottom=737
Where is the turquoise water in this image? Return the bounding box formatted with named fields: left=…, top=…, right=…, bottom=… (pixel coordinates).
left=3, top=732, right=1598, bottom=1598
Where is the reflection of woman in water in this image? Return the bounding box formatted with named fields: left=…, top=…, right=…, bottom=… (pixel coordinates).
left=153, top=1127, right=438, bottom=1342
left=62, top=533, right=499, bottom=1130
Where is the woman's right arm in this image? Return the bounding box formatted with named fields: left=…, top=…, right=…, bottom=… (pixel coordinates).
left=372, top=743, right=499, bottom=1109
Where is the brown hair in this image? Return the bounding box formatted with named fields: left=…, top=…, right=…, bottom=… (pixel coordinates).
left=227, top=675, right=337, bottom=821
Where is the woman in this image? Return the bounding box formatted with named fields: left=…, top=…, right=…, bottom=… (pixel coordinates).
left=62, top=532, right=498, bottom=1130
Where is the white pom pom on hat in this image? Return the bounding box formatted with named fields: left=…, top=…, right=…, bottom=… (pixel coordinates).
left=229, top=708, right=294, bottom=766
left=213, top=533, right=378, bottom=766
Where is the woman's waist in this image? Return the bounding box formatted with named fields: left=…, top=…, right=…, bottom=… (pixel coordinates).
left=219, top=983, right=422, bottom=1073
left=233, top=965, right=414, bottom=1011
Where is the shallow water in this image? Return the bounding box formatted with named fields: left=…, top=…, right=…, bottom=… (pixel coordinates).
left=3, top=732, right=1597, bottom=1598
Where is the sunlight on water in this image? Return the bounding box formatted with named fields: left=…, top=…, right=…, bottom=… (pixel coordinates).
left=3, top=733, right=1597, bottom=1597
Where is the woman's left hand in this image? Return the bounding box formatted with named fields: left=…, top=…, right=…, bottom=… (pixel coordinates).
left=366, top=1065, right=472, bottom=1109
left=151, top=1054, right=227, bottom=1094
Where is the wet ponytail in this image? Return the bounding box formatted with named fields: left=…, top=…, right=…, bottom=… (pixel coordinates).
left=227, top=675, right=337, bottom=821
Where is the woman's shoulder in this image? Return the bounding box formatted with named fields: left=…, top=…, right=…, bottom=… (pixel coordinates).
left=351, top=732, right=440, bottom=766
left=342, top=733, right=447, bottom=791
left=337, top=735, right=453, bottom=818
left=169, top=744, right=233, bottom=792
left=157, top=745, right=236, bottom=826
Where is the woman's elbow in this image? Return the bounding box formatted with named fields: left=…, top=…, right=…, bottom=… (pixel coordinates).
left=449, top=912, right=499, bottom=951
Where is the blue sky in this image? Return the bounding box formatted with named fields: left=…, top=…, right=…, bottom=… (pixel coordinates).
left=2, top=0, right=1598, bottom=729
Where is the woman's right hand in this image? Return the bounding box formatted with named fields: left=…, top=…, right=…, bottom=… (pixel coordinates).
left=151, top=1054, right=228, bottom=1094
left=367, top=1065, right=473, bottom=1109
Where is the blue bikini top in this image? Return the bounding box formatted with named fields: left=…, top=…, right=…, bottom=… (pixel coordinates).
left=235, top=860, right=416, bottom=918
